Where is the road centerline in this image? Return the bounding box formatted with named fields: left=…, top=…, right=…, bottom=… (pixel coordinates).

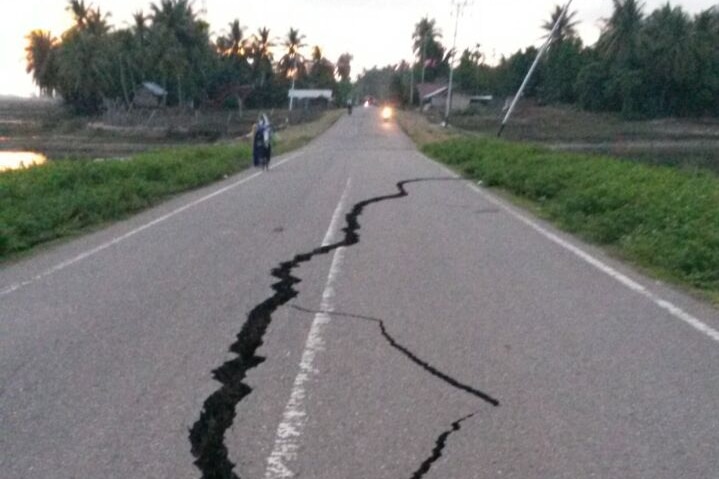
left=263, top=178, right=351, bottom=479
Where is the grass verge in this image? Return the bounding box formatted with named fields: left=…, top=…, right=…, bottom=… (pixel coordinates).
left=0, top=110, right=342, bottom=260
left=422, top=137, right=719, bottom=302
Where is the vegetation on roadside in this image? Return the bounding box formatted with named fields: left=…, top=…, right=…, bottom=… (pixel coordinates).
left=0, top=143, right=250, bottom=257
left=358, top=1, right=719, bottom=121
left=25, top=0, right=354, bottom=113
left=0, top=110, right=342, bottom=260
left=395, top=110, right=460, bottom=146
left=422, top=137, right=719, bottom=298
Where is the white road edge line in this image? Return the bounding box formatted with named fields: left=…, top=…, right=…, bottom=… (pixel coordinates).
left=264, top=178, right=352, bottom=479
left=465, top=182, right=719, bottom=344
left=0, top=152, right=301, bottom=298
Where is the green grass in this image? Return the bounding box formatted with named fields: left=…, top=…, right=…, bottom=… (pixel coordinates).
left=423, top=137, right=719, bottom=298
left=0, top=143, right=252, bottom=258
left=0, top=109, right=344, bottom=261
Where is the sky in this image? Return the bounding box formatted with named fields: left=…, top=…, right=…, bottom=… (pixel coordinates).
left=2, top=0, right=718, bottom=97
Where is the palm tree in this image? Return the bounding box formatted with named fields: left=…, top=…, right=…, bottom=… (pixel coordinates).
left=311, top=46, right=322, bottom=64
left=542, top=4, right=580, bottom=43
left=640, top=4, right=696, bottom=114
left=85, top=7, right=111, bottom=36
left=150, top=0, right=194, bottom=27
left=132, top=10, right=148, bottom=44
left=412, top=17, right=443, bottom=83
left=278, top=28, right=307, bottom=80
left=308, top=46, right=335, bottom=88
left=25, top=30, right=58, bottom=96
left=597, top=0, right=645, bottom=66
left=412, top=17, right=441, bottom=57
left=148, top=0, right=214, bottom=105
left=248, top=27, right=274, bottom=87
left=336, top=53, right=353, bottom=82
left=66, top=0, right=89, bottom=30
left=217, top=19, right=244, bottom=59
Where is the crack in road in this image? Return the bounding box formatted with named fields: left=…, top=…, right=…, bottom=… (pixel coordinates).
left=189, top=177, right=492, bottom=479
left=288, top=307, right=499, bottom=478
left=290, top=306, right=499, bottom=407
left=409, top=413, right=478, bottom=479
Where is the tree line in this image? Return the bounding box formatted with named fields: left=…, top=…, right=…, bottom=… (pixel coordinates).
left=25, top=0, right=354, bottom=113
left=357, top=1, right=719, bottom=119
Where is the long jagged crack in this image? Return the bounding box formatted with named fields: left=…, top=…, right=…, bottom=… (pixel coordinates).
left=189, top=177, right=476, bottom=479
left=290, top=306, right=500, bottom=407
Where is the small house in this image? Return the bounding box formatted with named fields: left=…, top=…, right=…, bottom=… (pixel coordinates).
left=133, top=82, right=167, bottom=109
left=416, top=83, right=473, bottom=112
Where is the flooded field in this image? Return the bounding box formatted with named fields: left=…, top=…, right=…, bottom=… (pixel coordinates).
left=0, top=97, right=321, bottom=162
left=440, top=104, right=719, bottom=174
left=0, top=151, right=47, bottom=171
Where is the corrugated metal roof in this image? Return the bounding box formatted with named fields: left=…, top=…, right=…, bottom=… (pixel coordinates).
left=287, top=89, right=333, bottom=100
left=417, top=83, right=448, bottom=101
left=141, top=82, right=167, bottom=96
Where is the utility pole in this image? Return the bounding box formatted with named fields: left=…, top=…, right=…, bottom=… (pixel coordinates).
left=498, top=0, right=572, bottom=137
left=421, top=31, right=429, bottom=84
left=408, top=57, right=415, bottom=108
left=288, top=54, right=297, bottom=112
left=444, top=0, right=470, bottom=126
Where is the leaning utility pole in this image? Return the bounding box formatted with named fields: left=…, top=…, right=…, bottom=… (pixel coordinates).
left=497, top=0, right=572, bottom=137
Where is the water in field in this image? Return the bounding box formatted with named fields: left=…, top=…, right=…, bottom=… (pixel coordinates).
left=0, top=151, right=47, bottom=171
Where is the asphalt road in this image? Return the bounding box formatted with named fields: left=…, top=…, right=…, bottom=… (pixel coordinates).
left=2, top=107, right=718, bottom=479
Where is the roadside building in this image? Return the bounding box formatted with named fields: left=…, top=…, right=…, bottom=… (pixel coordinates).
left=417, top=82, right=492, bottom=112
left=133, top=82, right=167, bottom=109
left=288, top=89, right=333, bottom=109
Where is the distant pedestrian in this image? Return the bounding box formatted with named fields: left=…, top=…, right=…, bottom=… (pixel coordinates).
left=253, top=113, right=272, bottom=170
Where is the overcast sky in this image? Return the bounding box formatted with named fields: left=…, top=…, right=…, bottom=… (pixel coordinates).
left=2, top=0, right=718, bottom=96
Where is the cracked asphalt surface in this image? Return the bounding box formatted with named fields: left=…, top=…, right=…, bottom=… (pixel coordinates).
left=2, top=107, right=719, bottom=478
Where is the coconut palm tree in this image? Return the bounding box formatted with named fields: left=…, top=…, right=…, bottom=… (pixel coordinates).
left=597, top=0, right=645, bottom=66
left=150, top=0, right=195, bottom=31
left=248, top=27, right=274, bottom=87
left=132, top=10, right=148, bottom=44
left=278, top=28, right=307, bottom=81
left=412, top=17, right=441, bottom=57
left=307, top=46, right=335, bottom=88
left=147, top=0, right=214, bottom=105
left=336, top=53, right=353, bottom=82
left=25, top=30, right=58, bottom=96
left=66, top=0, right=89, bottom=30
left=640, top=4, right=696, bottom=114
left=542, top=4, right=580, bottom=43
left=217, top=19, right=244, bottom=59
left=85, top=7, right=111, bottom=36
left=412, top=17, right=443, bottom=83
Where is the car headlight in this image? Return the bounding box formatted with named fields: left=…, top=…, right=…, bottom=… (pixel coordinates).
left=381, top=106, right=393, bottom=120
